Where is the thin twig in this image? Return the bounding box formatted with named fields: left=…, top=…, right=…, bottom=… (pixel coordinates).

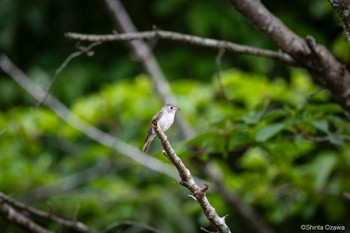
left=301, top=133, right=350, bottom=143
left=215, top=48, right=235, bottom=105
left=101, top=220, right=163, bottom=233
left=73, top=202, right=81, bottom=222
left=0, top=192, right=96, bottom=233
left=36, top=41, right=101, bottom=107
left=152, top=120, right=231, bottom=233
left=293, top=122, right=350, bottom=143
left=65, top=30, right=294, bottom=64
left=200, top=226, right=216, bottom=233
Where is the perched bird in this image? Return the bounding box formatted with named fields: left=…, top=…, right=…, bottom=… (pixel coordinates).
left=143, top=104, right=180, bottom=152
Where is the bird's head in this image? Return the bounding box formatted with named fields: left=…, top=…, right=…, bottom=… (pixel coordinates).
left=163, top=104, right=180, bottom=114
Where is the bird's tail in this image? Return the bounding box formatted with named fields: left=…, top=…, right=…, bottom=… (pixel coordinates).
left=143, top=139, right=151, bottom=152
left=142, top=134, right=154, bottom=152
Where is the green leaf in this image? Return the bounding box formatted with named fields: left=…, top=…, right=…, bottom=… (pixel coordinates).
left=242, top=107, right=266, bottom=125
left=256, top=123, right=284, bottom=142
left=240, top=147, right=268, bottom=169
left=328, top=134, right=344, bottom=146
left=311, top=120, right=329, bottom=133
left=310, top=153, right=336, bottom=191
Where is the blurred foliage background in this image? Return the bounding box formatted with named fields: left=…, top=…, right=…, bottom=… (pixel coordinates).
left=1, top=0, right=350, bottom=232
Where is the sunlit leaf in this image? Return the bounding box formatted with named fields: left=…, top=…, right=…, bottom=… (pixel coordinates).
left=310, top=153, right=336, bottom=191
left=256, top=123, right=284, bottom=142
left=311, top=120, right=329, bottom=133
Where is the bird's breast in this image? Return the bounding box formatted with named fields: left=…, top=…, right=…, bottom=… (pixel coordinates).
left=158, top=113, right=175, bottom=132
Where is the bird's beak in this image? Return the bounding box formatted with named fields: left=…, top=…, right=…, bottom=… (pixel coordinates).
left=177, top=107, right=181, bottom=110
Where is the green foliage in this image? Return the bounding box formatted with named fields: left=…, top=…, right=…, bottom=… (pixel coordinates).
left=186, top=68, right=350, bottom=227
left=2, top=67, right=350, bottom=232
left=255, top=123, right=285, bottom=142
left=1, top=0, right=350, bottom=232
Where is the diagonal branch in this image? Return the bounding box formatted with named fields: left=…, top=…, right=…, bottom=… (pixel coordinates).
left=228, top=0, right=350, bottom=113
left=0, top=200, right=53, bottom=233
left=0, top=53, right=180, bottom=181
left=65, top=30, right=294, bottom=64
left=152, top=120, right=231, bottom=233
left=102, top=0, right=194, bottom=139
left=0, top=192, right=96, bottom=233
left=328, top=0, right=350, bottom=44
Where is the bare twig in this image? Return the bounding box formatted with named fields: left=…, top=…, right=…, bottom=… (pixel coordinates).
left=0, top=200, right=53, bottom=233
left=36, top=41, right=101, bottom=107
left=303, top=133, right=350, bottom=142
left=152, top=120, right=231, bottom=233
left=293, top=123, right=350, bottom=143
left=101, top=220, right=163, bottom=233
left=215, top=48, right=235, bottom=105
left=0, top=192, right=96, bottom=233
left=65, top=30, right=294, bottom=64
left=73, top=202, right=81, bottom=222
left=328, top=0, right=350, bottom=44
left=102, top=0, right=194, bottom=139
left=0, top=53, right=180, bottom=180
left=200, top=226, right=217, bottom=233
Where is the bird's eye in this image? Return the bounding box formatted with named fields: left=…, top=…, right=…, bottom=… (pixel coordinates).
left=170, top=106, right=173, bottom=110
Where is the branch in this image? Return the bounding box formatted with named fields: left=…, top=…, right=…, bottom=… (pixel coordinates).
left=215, top=48, right=236, bottom=105
left=0, top=192, right=96, bottom=233
left=228, top=0, right=350, bottom=113
left=328, top=0, right=350, bottom=44
left=151, top=120, right=231, bottom=233
left=293, top=124, right=350, bottom=143
left=36, top=41, right=101, bottom=107
left=0, top=199, right=53, bottom=233
left=0, top=53, right=182, bottom=181
left=65, top=30, right=293, bottom=64
left=102, top=0, right=194, bottom=139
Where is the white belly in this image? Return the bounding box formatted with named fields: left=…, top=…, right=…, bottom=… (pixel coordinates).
left=158, top=112, right=175, bottom=132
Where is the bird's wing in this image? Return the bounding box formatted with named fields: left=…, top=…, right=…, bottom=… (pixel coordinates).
left=144, top=125, right=152, bottom=143
left=144, top=110, right=163, bottom=143
left=152, top=110, right=164, bottom=122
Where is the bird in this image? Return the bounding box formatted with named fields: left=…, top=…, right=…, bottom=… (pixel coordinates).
left=143, top=104, right=180, bottom=152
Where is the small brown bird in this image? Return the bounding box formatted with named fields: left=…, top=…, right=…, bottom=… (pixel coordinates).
left=143, top=104, right=180, bottom=152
